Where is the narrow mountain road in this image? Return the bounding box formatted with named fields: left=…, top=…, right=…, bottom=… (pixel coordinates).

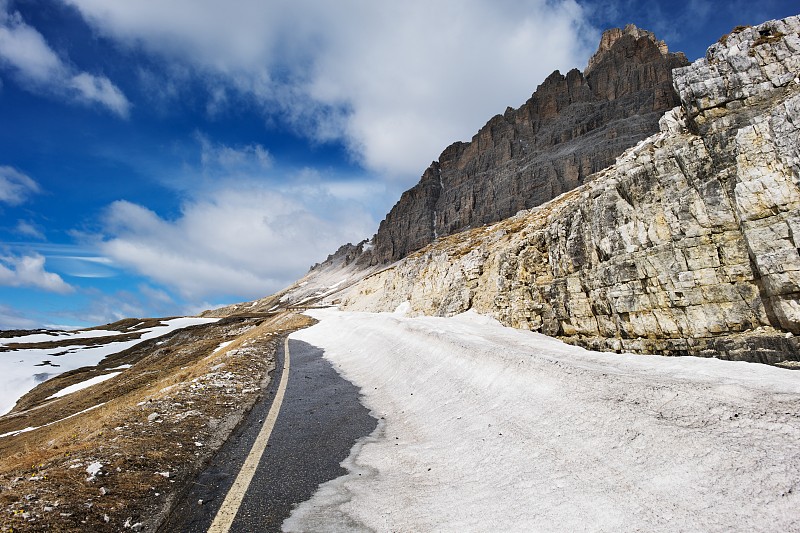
left=160, top=336, right=376, bottom=532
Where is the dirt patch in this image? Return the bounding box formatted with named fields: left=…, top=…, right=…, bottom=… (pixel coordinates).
left=0, top=311, right=313, bottom=532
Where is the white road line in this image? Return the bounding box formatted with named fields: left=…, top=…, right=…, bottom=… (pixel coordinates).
left=208, top=336, right=292, bottom=533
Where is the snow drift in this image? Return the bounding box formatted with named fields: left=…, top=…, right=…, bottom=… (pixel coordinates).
left=285, top=308, right=800, bottom=532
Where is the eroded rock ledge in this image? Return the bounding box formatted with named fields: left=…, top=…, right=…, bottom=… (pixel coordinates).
left=337, top=16, right=800, bottom=363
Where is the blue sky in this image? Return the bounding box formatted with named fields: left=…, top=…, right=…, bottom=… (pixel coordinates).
left=0, top=0, right=797, bottom=329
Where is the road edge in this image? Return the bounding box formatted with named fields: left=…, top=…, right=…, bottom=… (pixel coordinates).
left=207, top=336, right=292, bottom=532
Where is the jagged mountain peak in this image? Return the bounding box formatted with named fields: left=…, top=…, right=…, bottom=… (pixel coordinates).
left=363, top=24, right=688, bottom=266
left=291, top=25, right=689, bottom=273
left=585, top=23, right=672, bottom=76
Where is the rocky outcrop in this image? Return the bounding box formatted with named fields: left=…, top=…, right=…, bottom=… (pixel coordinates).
left=311, top=240, right=370, bottom=270
left=367, top=24, right=688, bottom=265
left=335, top=16, right=800, bottom=363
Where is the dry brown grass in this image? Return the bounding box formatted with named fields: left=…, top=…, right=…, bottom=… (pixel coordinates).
left=718, top=24, right=752, bottom=45
left=0, top=311, right=313, bottom=532
left=751, top=30, right=785, bottom=48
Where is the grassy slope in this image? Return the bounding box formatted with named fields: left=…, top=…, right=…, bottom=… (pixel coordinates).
left=0, top=311, right=312, bottom=532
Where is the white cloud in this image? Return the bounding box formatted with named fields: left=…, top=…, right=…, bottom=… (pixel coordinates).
left=62, top=0, right=595, bottom=179
left=69, top=72, right=131, bottom=117
left=0, top=253, right=74, bottom=294
left=0, top=1, right=130, bottom=117
left=0, top=7, right=63, bottom=83
left=14, top=220, right=45, bottom=240
left=195, top=132, right=272, bottom=172
left=276, top=167, right=397, bottom=211
left=0, top=166, right=39, bottom=205
left=98, top=186, right=374, bottom=300
left=135, top=62, right=191, bottom=112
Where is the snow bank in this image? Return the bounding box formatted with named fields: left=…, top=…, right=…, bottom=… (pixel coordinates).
left=0, top=317, right=218, bottom=416
left=285, top=309, right=800, bottom=532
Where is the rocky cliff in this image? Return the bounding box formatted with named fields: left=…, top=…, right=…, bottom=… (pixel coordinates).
left=215, top=17, right=800, bottom=364
left=363, top=24, right=689, bottom=265
left=326, top=17, right=800, bottom=362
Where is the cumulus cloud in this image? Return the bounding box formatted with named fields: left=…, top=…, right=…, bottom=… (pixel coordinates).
left=0, top=1, right=130, bottom=117
left=87, top=133, right=380, bottom=303
left=0, top=253, right=74, bottom=293
left=98, top=186, right=374, bottom=300
left=63, top=0, right=594, bottom=179
left=0, top=166, right=39, bottom=205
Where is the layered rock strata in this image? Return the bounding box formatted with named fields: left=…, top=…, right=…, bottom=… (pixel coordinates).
left=365, top=24, right=688, bottom=265
left=335, top=17, right=800, bottom=363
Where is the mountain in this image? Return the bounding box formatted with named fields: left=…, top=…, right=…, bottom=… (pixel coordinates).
left=3, top=17, right=799, bottom=531
left=364, top=24, right=689, bottom=265
left=219, top=15, right=800, bottom=365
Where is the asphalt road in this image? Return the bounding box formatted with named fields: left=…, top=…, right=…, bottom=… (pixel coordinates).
left=160, top=337, right=377, bottom=532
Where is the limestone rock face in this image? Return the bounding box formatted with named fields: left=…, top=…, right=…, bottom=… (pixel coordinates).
left=368, top=24, right=688, bottom=265
left=337, top=16, right=800, bottom=363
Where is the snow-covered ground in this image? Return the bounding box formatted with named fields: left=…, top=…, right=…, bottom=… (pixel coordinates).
left=286, top=308, right=800, bottom=532
left=0, top=317, right=218, bottom=416
left=0, top=328, right=122, bottom=346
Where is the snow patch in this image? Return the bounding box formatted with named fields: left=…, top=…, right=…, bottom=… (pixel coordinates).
left=86, top=461, right=102, bottom=478
left=392, top=301, right=411, bottom=316
left=213, top=341, right=234, bottom=354
left=0, top=317, right=218, bottom=416
left=0, top=329, right=121, bottom=346
left=46, top=372, right=122, bottom=399
left=0, top=402, right=107, bottom=439
left=328, top=279, right=347, bottom=289
left=0, top=426, right=36, bottom=439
